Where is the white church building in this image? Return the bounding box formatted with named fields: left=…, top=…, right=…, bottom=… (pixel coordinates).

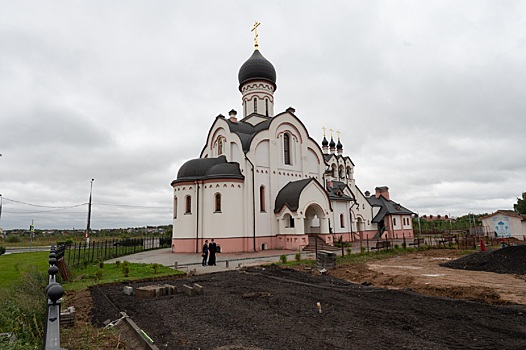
left=171, top=36, right=414, bottom=253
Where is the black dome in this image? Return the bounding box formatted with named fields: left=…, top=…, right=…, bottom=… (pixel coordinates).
left=329, top=137, right=336, bottom=148
left=174, top=156, right=244, bottom=183
left=337, top=139, right=343, bottom=150
left=322, top=136, right=329, bottom=147
left=238, top=50, right=277, bottom=90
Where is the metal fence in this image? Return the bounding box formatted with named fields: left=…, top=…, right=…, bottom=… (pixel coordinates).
left=58, top=236, right=171, bottom=270
left=44, top=245, right=65, bottom=350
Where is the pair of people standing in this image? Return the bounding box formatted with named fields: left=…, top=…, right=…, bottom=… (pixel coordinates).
left=201, top=239, right=217, bottom=266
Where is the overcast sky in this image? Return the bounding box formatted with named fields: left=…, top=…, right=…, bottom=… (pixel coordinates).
left=1, top=1, right=525, bottom=230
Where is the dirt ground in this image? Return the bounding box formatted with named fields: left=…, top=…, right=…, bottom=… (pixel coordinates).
left=76, top=248, right=526, bottom=350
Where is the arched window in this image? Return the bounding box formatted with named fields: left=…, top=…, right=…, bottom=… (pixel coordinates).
left=185, top=195, right=192, bottom=214
left=265, top=98, right=269, bottom=116
left=173, top=196, right=177, bottom=219
left=260, top=186, right=266, bottom=212
left=339, top=165, right=345, bottom=178
left=340, top=214, right=345, bottom=228
left=331, top=164, right=337, bottom=178
left=215, top=193, right=221, bottom=212
left=253, top=97, right=257, bottom=113
left=285, top=214, right=295, bottom=228
left=217, top=136, right=224, bottom=155
left=283, top=133, right=291, bottom=165
left=393, top=217, right=397, bottom=226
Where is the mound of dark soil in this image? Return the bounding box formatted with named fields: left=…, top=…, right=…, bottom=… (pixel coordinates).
left=441, top=245, right=526, bottom=274
left=90, top=265, right=526, bottom=350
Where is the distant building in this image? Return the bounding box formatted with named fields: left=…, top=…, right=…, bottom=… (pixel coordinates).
left=480, top=210, right=526, bottom=238
left=171, top=34, right=414, bottom=253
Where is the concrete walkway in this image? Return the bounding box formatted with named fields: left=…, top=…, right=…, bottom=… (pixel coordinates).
left=105, top=248, right=317, bottom=275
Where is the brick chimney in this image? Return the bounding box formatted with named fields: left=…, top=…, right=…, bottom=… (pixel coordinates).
left=375, top=186, right=390, bottom=200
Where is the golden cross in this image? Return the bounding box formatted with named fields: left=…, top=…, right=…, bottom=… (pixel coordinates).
left=252, top=21, right=261, bottom=49
left=337, top=130, right=341, bottom=140
left=329, top=128, right=333, bottom=138
left=322, top=126, right=326, bottom=137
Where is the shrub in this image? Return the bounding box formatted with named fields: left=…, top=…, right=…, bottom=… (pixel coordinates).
left=346, top=247, right=351, bottom=255
left=121, top=261, right=130, bottom=277
left=95, top=269, right=103, bottom=282
left=279, top=254, right=287, bottom=263
left=6, top=234, right=22, bottom=243
left=0, top=246, right=5, bottom=255
left=394, top=244, right=400, bottom=249
left=294, top=253, right=301, bottom=262
left=115, top=260, right=121, bottom=267
left=360, top=246, right=366, bottom=254
left=152, top=263, right=160, bottom=274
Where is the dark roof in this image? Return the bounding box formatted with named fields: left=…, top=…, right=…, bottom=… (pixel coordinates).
left=327, top=181, right=355, bottom=202
left=367, top=195, right=414, bottom=223
left=238, top=50, right=277, bottom=90
left=274, top=178, right=313, bottom=213
left=323, top=153, right=355, bottom=166
left=329, top=137, right=335, bottom=148
left=225, top=117, right=272, bottom=153
left=172, top=155, right=244, bottom=184
left=322, top=136, right=328, bottom=146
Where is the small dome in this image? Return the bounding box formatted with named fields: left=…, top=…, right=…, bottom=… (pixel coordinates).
left=329, top=137, right=336, bottom=148
left=175, top=156, right=244, bottom=182
left=322, top=136, right=329, bottom=147
left=337, top=139, right=343, bottom=150
left=238, top=50, right=277, bottom=90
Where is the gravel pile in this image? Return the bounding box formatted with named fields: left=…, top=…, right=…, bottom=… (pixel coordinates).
left=440, top=245, right=526, bottom=274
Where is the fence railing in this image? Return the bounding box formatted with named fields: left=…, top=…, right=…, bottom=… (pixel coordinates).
left=58, top=236, right=171, bottom=269
left=44, top=245, right=65, bottom=350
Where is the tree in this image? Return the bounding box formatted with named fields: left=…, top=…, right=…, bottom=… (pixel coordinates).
left=514, top=192, right=526, bottom=214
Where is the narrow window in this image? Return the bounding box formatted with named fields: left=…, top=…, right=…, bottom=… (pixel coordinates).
left=289, top=216, right=295, bottom=228
left=265, top=98, right=269, bottom=116
left=253, top=97, right=257, bottom=113
left=284, top=133, right=291, bottom=165
left=185, top=195, right=191, bottom=214
left=173, top=196, right=177, bottom=219
left=215, top=193, right=221, bottom=212
left=260, top=186, right=266, bottom=212
left=393, top=218, right=397, bottom=226
left=218, top=137, right=224, bottom=155
left=340, top=214, right=345, bottom=228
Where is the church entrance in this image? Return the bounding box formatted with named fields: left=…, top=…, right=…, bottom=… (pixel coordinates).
left=304, top=204, right=328, bottom=235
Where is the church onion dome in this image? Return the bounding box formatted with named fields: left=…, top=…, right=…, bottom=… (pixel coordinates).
left=238, top=50, right=277, bottom=91
left=329, top=137, right=336, bottom=148
left=337, top=139, right=343, bottom=150
left=172, top=156, right=244, bottom=184
left=322, top=136, right=329, bottom=147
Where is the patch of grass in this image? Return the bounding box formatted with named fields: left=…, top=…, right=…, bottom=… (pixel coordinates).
left=0, top=267, right=47, bottom=347
left=0, top=251, right=50, bottom=290
left=62, top=261, right=182, bottom=292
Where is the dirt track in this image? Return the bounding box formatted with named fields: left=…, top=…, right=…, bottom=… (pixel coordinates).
left=86, top=249, right=526, bottom=350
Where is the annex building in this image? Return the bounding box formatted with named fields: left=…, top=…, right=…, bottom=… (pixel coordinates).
left=171, top=33, right=414, bottom=253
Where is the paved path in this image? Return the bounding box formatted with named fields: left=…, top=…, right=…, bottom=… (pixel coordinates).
left=105, top=248, right=317, bottom=275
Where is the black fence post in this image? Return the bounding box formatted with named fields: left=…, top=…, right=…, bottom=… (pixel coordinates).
left=44, top=245, right=64, bottom=350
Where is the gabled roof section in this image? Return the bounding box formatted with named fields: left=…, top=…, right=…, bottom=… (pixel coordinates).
left=367, top=195, right=414, bottom=223
left=480, top=210, right=526, bottom=221
left=274, top=178, right=312, bottom=213
left=327, top=181, right=356, bottom=202
left=225, top=117, right=272, bottom=153
left=323, top=153, right=355, bottom=166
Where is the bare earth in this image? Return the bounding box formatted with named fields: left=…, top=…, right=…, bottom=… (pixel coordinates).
left=65, top=249, right=526, bottom=350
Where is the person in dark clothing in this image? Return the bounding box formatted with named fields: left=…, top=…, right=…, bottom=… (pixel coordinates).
left=202, top=240, right=209, bottom=266
left=208, top=239, right=217, bottom=266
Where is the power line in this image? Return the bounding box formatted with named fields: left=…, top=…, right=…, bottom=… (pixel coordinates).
left=2, top=197, right=87, bottom=209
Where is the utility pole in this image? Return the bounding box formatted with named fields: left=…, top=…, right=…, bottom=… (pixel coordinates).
left=86, top=179, right=94, bottom=245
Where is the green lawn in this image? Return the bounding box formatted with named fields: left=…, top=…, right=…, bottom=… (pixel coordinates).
left=0, top=251, right=50, bottom=290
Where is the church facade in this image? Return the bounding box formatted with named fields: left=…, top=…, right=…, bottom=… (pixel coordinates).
left=171, top=42, right=414, bottom=253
